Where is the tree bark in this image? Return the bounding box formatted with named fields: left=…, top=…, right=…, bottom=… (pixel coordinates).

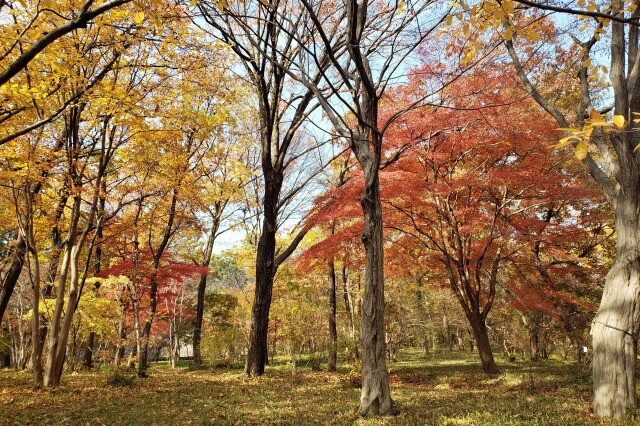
left=245, top=178, right=279, bottom=376
left=358, top=171, right=392, bottom=416
left=469, top=316, right=499, bottom=374
left=592, top=194, right=640, bottom=418
left=82, top=185, right=105, bottom=371
left=327, top=259, right=337, bottom=372
left=137, top=271, right=158, bottom=377
left=82, top=332, right=96, bottom=370
left=0, top=236, right=26, bottom=324
left=43, top=195, right=79, bottom=387
left=192, top=273, right=207, bottom=368
left=351, top=127, right=393, bottom=416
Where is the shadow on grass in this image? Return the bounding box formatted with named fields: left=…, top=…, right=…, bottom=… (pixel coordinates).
left=0, top=348, right=615, bottom=426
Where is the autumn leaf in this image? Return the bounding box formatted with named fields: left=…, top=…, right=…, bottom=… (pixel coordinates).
left=612, top=115, right=626, bottom=128
left=134, top=12, right=145, bottom=25
left=575, top=141, right=588, bottom=160
left=589, top=109, right=602, bottom=121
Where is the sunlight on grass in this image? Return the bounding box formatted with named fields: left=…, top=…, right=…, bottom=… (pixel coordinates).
left=1, top=349, right=636, bottom=425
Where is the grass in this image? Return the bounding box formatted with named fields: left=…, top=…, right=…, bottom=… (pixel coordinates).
left=0, top=349, right=636, bottom=425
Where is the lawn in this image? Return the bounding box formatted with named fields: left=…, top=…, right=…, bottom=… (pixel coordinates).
left=0, top=349, right=635, bottom=425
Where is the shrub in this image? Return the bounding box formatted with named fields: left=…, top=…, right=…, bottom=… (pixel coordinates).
left=106, top=368, right=136, bottom=387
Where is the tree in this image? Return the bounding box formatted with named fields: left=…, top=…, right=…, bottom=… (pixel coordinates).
left=253, top=0, right=449, bottom=415
left=197, top=0, right=337, bottom=377
left=458, top=0, right=640, bottom=417
left=380, top=61, right=606, bottom=373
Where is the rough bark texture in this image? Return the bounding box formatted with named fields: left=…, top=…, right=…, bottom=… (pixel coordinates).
left=0, top=236, right=26, bottom=323
left=245, top=177, right=279, bottom=376
left=469, top=316, right=499, bottom=374
left=358, top=167, right=392, bottom=416
left=592, top=193, right=640, bottom=418
left=505, top=4, right=640, bottom=417
left=350, top=126, right=393, bottom=416
left=590, top=11, right=640, bottom=417
left=328, top=259, right=338, bottom=372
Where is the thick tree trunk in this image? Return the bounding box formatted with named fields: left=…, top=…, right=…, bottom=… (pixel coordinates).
left=328, top=259, right=337, bottom=372
left=245, top=219, right=277, bottom=376
left=0, top=236, right=26, bottom=323
left=592, top=195, right=640, bottom=419
left=245, top=165, right=282, bottom=376
left=539, top=331, right=549, bottom=359
left=138, top=188, right=177, bottom=376
left=470, top=316, right=499, bottom=374
left=357, top=159, right=393, bottom=417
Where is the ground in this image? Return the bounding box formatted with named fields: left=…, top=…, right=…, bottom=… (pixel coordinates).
left=0, top=349, right=635, bottom=425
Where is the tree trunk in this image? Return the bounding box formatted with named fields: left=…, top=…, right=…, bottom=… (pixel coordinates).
left=43, top=224, right=75, bottom=387
left=245, top=221, right=276, bottom=376
left=114, top=325, right=126, bottom=368
left=127, top=345, right=136, bottom=369
left=530, top=326, right=540, bottom=361
left=169, top=319, right=177, bottom=369
left=192, top=273, right=207, bottom=368
left=138, top=276, right=156, bottom=377
left=592, top=195, right=640, bottom=419
left=52, top=243, right=85, bottom=383
left=355, top=144, right=393, bottom=417
left=0, top=236, right=26, bottom=324
left=29, top=243, right=43, bottom=386
left=341, top=266, right=359, bottom=360
left=328, top=259, right=338, bottom=372
left=193, top=208, right=221, bottom=368
left=470, top=317, right=499, bottom=374
left=245, top=172, right=280, bottom=376
left=82, top=332, right=96, bottom=370
left=540, top=330, right=549, bottom=359
left=443, top=309, right=452, bottom=351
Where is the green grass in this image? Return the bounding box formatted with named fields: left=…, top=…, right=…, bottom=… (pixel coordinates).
left=0, top=349, right=636, bottom=425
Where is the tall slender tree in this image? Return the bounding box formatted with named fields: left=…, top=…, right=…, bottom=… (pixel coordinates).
left=197, top=0, right=337, bottom=376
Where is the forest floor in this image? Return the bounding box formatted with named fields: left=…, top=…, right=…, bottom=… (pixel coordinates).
left=0, top=348, right=635, bottom=425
